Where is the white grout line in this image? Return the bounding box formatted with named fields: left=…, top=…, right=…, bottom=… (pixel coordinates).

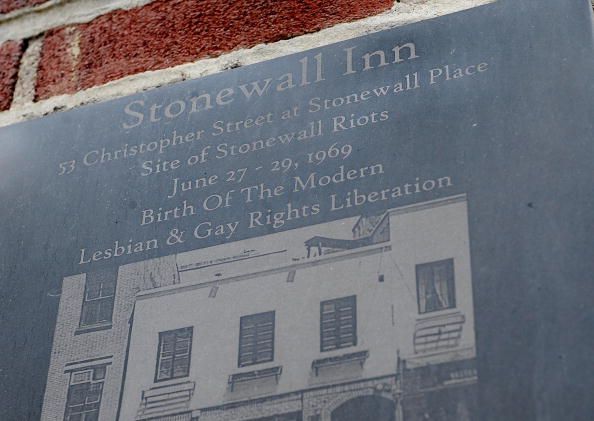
left=11, top=36, right=44, bottom=107
left=0, top=0, right=61, bottom=23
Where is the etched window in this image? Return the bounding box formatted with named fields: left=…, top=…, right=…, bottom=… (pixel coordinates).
left=320, top=295, right=357, bottom=352
left=80, top=268, right=117, bottom=327
left=238, top=311, right=275, bottom=367
left=64, top=366, right=106, bottom=421
left=156, top=327, right=193, bottom=382
left=416, top=259, right=456, bottom=314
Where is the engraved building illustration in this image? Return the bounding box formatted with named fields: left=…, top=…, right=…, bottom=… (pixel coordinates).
left=41, top=194, right=478, bottom=421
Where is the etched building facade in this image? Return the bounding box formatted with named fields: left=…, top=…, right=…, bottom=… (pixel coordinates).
left=40, top=257, right=179, bottom=421
left=42, top=194, right=478, bottom=421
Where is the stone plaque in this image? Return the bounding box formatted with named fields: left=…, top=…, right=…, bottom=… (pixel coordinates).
left=1, top=1, right=593, bottom=420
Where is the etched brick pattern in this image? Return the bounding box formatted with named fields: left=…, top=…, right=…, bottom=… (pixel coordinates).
left=40, top=256, right=179, bottom=421
left=199, top=394, right=302, bottom=421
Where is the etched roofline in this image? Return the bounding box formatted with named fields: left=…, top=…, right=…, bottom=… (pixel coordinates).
left=136, top=194, right=467, bottom=301
left=351, top=193, right=466, bottom=240
left=136, top=244, right=392, bottom=301
left=387, top=193, right=466, bottom=217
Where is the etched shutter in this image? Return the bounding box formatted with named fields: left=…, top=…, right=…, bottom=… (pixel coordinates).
left=239, top=311, right=275, bottom=367
left=321, top=296, right=357, bottom=352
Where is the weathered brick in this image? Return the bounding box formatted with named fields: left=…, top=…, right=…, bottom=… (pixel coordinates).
left=0, top=40, right=23, bottom=111
left=36, top=0, right=392, bottom=100
left=0, top=0, right=49, bottom=14
left=36, top=27, right=79, bottom=99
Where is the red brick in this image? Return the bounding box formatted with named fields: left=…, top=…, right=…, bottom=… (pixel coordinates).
left=36, top=27, right=79, bottom=98
left=0, top=40, right=23, bottom=111
left=0, top=0, right=49, bottom=14
left=36, top=0, right=392, bottom=100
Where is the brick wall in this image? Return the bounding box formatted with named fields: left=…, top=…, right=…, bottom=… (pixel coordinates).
left=0, top=39, right=23, bottom=110
left=35, top=0, right=394, bottom=100
left=0, top=0, right=496, bottom=122
left=1, top=0, right=392, bottom=110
